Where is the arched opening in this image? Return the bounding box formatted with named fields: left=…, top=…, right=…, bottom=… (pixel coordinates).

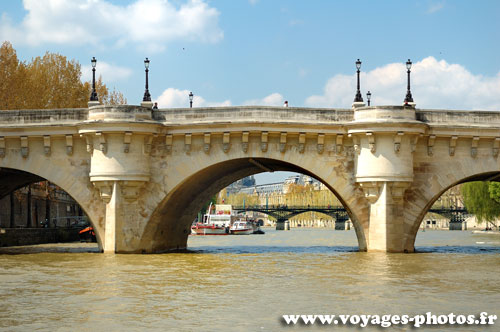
left=406, top=171, right=500, bottom=252
left=0, top=167, right=102, bottom=249
left=140, top=158, right=366, bottom=253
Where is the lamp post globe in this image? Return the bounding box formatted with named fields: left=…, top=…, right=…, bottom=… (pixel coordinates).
left=143, top=57, right=151, bottom=102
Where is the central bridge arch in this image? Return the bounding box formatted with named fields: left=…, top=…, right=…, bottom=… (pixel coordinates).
left=139, top=157, right=369, bottom=253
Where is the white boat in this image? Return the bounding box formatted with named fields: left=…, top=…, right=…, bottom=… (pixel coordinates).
left=230, top=220, right=253, bottom=235
left=191, top=203, right=233, bottom=235
left=472, top=230, right=500, bottom=235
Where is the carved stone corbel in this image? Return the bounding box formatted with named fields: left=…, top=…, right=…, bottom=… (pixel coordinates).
left=96, top=132, right=106, bottom=153
left=366, top=132, right=376, bottom=153
left=92, top=181, right=113, bottom=203
left=165, top=134, right=172, bottom=153
left=394, top=132, right=404, bottom=153
left=0, top=137, right=5, bottom=157
left=20, top=136, right=28, bottom=158
left=298, top=133, right=306, bottom=153
left=120, top=181, right=145, bottom=202
left=43, top=136, right=51, bottom=156
left=336, top=134, right=343, bottom=154
left=411, top=134, right=420, bottom=153
left=449, top=136, right=458, bottom=156
left=65, top=135, right=73, bottom=156
left=493, top=137, right=500, bottom=158
left=203, top=133, right=211, bottom=153
left=350, top=134, right=360, bottom=154
left=358, top=182, right=381, bottom=204
left=471, top=136, right=479, bottom=157
left=223, top=132, right=230, bottom=153
left=261, top=132, right=268, bottom=152
left=242, top=132, right=249, bottom=153
left=143, top=135, right=153, bottom=155
left=427, top=135, right=436, bottom=156
left=80, top=134, right=93, bottom=154
left=389, top=182, right=411, bottom=203
left=317, top=134, right=325, bottom=154
left=122, top=132, right=132, bottom=153
left=279, top=132, right=287, bottom=153
left=184, top=134, right=192, bottom=153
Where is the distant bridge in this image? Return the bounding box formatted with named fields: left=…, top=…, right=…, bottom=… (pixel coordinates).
left=233, top=205, right=470, bottom=230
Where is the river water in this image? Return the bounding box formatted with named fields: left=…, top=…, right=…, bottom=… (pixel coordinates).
left=0, top=229, right=499, bottom=332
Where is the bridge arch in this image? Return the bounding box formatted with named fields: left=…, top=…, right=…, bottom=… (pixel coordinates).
left=404, top=168, right=500, bottom=252
left=139, top=156, right=369, bottom=252
left=0, top=160, right=105, bottom=249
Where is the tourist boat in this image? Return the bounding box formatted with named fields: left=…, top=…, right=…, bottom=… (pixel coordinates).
left=191, top=203, right=232, bottom=235
left=230, top=220, right=254, bottom=235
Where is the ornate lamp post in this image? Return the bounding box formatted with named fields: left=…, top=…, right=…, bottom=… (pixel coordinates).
left=404, top=59, right=414, bottom=104
left=189, top=91, right=194, bottom=108
left=89, top=57, right=98, bottom=102
left=143, top=58, right=151, bottom=102
left=353, top=59, right=363, bottom=103
left=366, top=91, right=371, bottom=106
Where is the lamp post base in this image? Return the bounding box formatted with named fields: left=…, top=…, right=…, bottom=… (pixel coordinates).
left=352, top=101, right=366, bottom=108
left=141, top=101, right=154, bottom=109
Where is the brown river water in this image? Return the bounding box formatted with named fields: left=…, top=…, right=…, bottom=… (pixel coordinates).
left=0, top=229, right=499, bottom=332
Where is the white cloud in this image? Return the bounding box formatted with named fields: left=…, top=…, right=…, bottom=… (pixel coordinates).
left=156, top=88, right=231, bottom=108
left=243, top=93, right=285, bottom=106
left=305, top=57, right=500, bottom=110
left=81, top=61, right=132, bottom=82
left=427, top=2, right=445, bottom=14
left=0, top=0, right=223, bottom=52
left=289, top=19, right=304, bottom=26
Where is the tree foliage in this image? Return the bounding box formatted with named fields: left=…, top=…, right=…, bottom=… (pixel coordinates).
left=0, top=41, right=126, bottom=109
left=461, top=181, right=500, bottom=223
left=488, top=182, right=500, bottom=204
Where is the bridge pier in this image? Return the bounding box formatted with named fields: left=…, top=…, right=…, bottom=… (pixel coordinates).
left=349, top=106, right=426, bottom=252
left=276, top=220, right=290, bottom=230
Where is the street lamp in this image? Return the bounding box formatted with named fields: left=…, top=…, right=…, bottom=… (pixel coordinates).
left=353, top=59, right=363, bottom=102
left=404, top=59, right=414, bottom=104
left=366, top=91, right=371, bottom=106
left=143, top=58, right=151, bottom=102
left=189, top=91, right=194, bottom=108
left=89, top=57, right=98, bottom=102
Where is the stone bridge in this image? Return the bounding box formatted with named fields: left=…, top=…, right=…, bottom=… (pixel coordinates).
left=0, top=104, right=499, bottom=253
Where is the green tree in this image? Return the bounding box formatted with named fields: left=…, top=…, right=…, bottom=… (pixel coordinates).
left=488, top=182, right=500, bottom=203
left=461, top=181, right=500, bottom=225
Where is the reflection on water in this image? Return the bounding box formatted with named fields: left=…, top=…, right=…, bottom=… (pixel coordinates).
left=0, top=229, right=499, bottom=332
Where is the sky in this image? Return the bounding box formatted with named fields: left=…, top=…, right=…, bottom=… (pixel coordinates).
left=1, top=0, right=500, bottom=184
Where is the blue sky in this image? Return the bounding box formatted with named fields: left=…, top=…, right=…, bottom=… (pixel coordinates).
left=1, top=0, right=500, bottom=184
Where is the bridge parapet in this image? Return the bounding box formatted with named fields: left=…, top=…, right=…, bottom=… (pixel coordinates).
left=0, top=108, right=88, bottom=125
left=87, top=105, right=153, bottom=122
left=416, top=109, right=500, bottom=126
left=155, top=106, right=354, bottom=125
